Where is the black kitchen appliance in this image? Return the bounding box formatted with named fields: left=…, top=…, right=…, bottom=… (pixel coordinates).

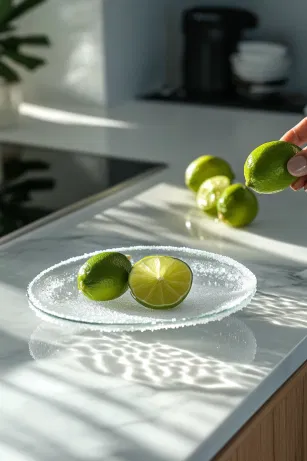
left=182, top=7, right=257, bottom=98
left=0, top=143, right=164, bottom=241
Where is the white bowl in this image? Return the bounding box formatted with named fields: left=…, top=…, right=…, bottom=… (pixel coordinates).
left=233, top=68, right=289, bottom=83
left=238, top=41, right=288, bottom=59
left=235, top=52, right=288, bottom=69
left=231, top=54, right=290, bottom=83
left=232, top=66, right=290, bottom=83
left=231, top=52, right=289, bottom=71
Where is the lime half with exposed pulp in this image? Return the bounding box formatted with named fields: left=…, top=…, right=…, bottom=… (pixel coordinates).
left=197, top=175, right=231, bottom=214
left=129, top=255, right=193, bottom=309
left=78, top=252, right=132, bottom=301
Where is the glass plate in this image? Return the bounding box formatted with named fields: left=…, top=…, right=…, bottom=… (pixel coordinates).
left=27, top=246, right=257, bottom=332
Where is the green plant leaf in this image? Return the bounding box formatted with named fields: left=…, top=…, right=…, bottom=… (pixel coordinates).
left=0, top=0, right=12, bottom=25
left=0, top=61, right=20, bottom=83
left=4, top=49, right=46, bottom=70
left=0, top=34, right=51, bottom=49
left=5, top=0, right=47, bottom=23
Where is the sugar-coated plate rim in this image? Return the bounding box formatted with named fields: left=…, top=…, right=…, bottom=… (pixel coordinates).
left=27, top=246, right=257, bottom=332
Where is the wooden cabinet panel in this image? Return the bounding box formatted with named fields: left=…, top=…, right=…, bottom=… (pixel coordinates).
left=213, top=361, right=307, bottom=461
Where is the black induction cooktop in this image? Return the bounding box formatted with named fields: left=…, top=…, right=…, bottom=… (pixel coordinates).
left=0, top=143, right=164, bottom=240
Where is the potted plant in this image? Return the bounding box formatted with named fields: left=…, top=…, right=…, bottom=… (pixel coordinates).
left=0, top=0, right=50, bottom=128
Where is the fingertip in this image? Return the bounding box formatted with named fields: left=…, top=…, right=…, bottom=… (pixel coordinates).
left=290, top=177, right=306, bottom=191
left=280, top=133, right=293, bottom=142
left=282, top=118, right=307, bottom=146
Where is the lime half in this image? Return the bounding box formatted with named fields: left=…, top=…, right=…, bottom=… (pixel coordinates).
left=196, top=175, right=231, bottom=213
left=129, top=255, right=193, bottom=309
left=78, top=252, right=132, bottom=301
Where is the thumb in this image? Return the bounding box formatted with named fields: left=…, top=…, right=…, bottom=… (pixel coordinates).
left=287, top=150, right=307, bottom=177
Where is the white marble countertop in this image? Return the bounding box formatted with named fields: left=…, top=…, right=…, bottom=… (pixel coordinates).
left=0, top=99, right=307, bottom=461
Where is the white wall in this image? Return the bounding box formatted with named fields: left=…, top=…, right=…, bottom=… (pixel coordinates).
left=243, top=0, right=307, bottom=93
left=101, top=0, right=166, bottom=106
left=16, top=0, right=307, bottom=107
left=18, top=0, right=167, bottom=107
left=18, top=0, right=105, bottom=105
left=164, top=0, right=196, bottom=88
left=166, top=0, right=307, bottom=94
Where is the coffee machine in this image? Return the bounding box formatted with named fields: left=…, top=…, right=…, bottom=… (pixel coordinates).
left=182, top=7, right=257, bottom=98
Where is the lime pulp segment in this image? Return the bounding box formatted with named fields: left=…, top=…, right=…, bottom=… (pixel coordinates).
left=197, top=175, right=231, bottom=212
left=129, top=255, right=193, bottom=309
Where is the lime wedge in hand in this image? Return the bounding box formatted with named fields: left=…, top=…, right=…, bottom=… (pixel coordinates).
left=78, top=252, right=132, bottom=301
left=196, top=175, right=231, bottom=214
left=129, top=255, right=193, bottom=309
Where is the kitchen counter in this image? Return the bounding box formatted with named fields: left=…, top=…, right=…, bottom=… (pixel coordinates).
left=0, top=99, right=307, bottom=461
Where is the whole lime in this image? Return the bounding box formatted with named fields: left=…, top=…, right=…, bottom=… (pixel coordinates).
left=244, top=141, right=301, bottom=194
left=77, top=252, right=132, bottom=301
left=185, top=155, right=235, bottom=193
left=217, top=183, right=258, bottom=228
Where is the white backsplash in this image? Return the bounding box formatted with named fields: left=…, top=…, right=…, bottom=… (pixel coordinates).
left=18, top=0, right=105, bottom=105
left=101, top=0, right=166, bottom=106
left=16, top=0, right=307, bottom=107
left=245, top=0, right=307, bottom=95
left=167, top=0, right=307, bottom=94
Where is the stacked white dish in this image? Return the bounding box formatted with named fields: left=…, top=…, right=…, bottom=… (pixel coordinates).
left=230, top=41, right=290, bottom=98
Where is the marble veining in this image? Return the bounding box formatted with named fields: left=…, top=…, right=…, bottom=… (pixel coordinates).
left=0, top=101, right=307, bottom=461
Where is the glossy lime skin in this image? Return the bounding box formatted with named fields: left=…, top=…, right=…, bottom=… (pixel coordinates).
left=78, top=252, right=132, bottom=301
left=217, top=184, right=258, bottom=228
left=244, top=141, right=301, bottom=194
left=185, top=155, right=235, bottom=193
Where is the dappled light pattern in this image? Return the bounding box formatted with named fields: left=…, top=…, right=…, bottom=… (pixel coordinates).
left=29, top=318, right=263, bottom=394
left=245, top=291, right=307, bottom=329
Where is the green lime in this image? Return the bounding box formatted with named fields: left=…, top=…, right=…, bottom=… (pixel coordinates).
left=78, top=252, right=132, bottom=301
left=185, top=155, right=235, bottom=193
left=129, top=255, right=193, bottom=309
left=196, top=175, right=231, bottom=214
left=244, top=141, right=301, bottom=194
left=217, top=184, right=258, bottom=228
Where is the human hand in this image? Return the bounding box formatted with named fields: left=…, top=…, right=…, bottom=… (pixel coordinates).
left=281, top=118, right=307, bottom=190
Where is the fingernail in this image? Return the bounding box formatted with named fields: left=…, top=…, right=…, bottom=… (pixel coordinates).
left=287, top=155, right=307, bottom=176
